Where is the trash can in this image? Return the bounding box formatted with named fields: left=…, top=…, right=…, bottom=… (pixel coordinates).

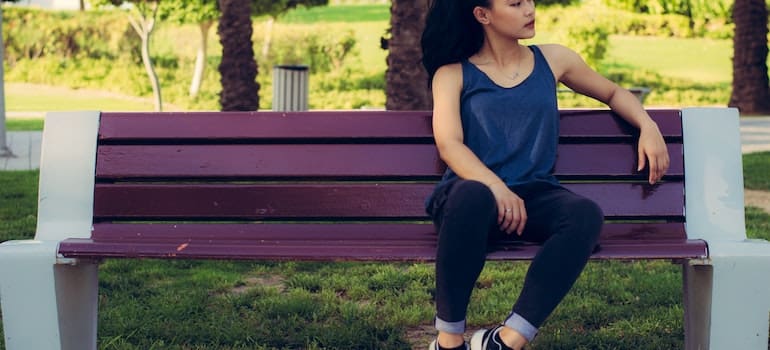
left=272, top=65, right=309, bottom=111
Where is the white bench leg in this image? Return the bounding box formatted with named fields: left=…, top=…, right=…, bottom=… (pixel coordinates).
left=0, top=240, right=98, bottom=350
left=684, top=252, right=770, bottom=350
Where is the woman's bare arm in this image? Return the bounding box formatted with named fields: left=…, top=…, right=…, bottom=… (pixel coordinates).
left=541, top=44, right=670, bottom=184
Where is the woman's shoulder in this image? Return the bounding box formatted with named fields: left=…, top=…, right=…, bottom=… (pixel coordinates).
left=531, top=44, right=582, bottom=74
left=435, top=62, right=464, bottom=77
left=531, top=43, right=575, bottom=57
left=433, top=62, right=464, bottom=87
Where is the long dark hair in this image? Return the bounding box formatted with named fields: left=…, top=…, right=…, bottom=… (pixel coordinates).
left=421, top=0, right=490, bottom=82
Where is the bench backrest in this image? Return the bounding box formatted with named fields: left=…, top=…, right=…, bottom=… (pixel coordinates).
left=58, top=110, right=708, bottom=261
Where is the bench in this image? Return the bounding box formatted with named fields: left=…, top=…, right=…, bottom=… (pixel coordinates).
left=0, top=108, right=768, bottom=349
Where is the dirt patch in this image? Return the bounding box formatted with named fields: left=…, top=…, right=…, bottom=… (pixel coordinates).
left=404, top=325, right=435, bottom=349
left=745, top=189, right=770, bottom=214
left=228, top=275, right=286, bottom=295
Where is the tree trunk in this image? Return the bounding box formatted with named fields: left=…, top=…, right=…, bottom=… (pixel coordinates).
left=385, top=0, right=431, bottom=111
left=218, top=0, right=260, bottom=111
left=128, top=3, right=163, bottom=112
left=190, top=20, right=213, bottom=97
left=729, top=0, right=770, bottom=115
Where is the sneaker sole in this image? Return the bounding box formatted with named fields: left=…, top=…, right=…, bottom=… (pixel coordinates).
left=469, top=329, right=487, bottom=350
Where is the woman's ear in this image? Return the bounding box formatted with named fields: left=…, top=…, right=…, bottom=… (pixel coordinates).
left=473, top=6, right=490, bottom=24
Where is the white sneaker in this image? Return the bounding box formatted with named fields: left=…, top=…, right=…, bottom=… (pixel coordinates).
left=470, top=325, right=510, bottom=350
left=429, top=339, right=470, bottom=350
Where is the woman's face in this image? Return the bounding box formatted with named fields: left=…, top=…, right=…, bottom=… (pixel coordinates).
left=474, top=0, right=537, bottom=40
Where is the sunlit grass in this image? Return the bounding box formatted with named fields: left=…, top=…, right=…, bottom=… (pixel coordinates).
left=4, top=118, right=43, bottom=131
left=5, top=90, right=156, bottom=112
left=606, top=35, right=733, bottom=84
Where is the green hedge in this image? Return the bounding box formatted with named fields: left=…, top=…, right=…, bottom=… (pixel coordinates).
left=601, top=0, right=737, bottom=39
left=538, top=4, right=732, bottom=39
left=2, top=7, right=140, bottom=64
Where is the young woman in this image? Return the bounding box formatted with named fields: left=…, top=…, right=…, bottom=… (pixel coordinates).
left=420, top=0, right=670, bottom=349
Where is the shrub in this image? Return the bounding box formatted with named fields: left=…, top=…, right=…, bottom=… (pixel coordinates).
left=255, top=23, right=359, bottom=74
left=1, top=7, right=139, bottom=65
left=538, top=3, right=730, bottom=39
left=552, top=15, right=610, bottom=68
left=600, top=0, right=734, bottom=38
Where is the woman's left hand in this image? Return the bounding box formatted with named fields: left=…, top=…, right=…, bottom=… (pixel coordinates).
left=637, top=123, right=670, bottom=184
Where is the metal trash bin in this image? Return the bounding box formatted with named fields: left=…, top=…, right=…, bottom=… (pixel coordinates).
left=272, top=65, right=309, bottom=111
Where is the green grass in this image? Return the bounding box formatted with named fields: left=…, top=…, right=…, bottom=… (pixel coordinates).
left=1, top=153, right=768, bottom=349
left=605, top=35, right=734, bottom=84
left=744, top=151, right=770, bottom=191
left=4, top=118, right=44, bottom=131
left=0, top=170, right=38, bottom=242
left=5, top=86, right=158, bottom=112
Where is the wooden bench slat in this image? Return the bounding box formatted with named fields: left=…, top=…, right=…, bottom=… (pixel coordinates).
left=559, top=109, right=682, bottom=138
left=555, top=143, right=682, bottom=176
left=95, top=143, right=683, bottom=179
left=98, top=110, right=682, bottom=141
left=99, top=111, right=435, bottom=141
left=58, top=237, right=706, bottom=261
left=96, top=144, right=444, bottom=179
left=92, top=182, right=684, bottom=220
left=89, top=222, right=688, bottom=242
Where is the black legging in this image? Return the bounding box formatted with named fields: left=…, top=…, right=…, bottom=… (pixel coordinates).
left=428, top=179, right=603, bottom=337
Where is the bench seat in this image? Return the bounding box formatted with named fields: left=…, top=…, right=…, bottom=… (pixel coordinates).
left=59, top=222, right=706, bottom=261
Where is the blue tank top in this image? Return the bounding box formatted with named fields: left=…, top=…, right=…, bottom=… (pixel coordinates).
left=427, top=45, right=561, bottom=209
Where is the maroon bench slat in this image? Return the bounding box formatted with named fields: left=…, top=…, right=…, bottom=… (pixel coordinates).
left=61, top=222, right=699, bottom=260
left=92, top=182, right=684, bottom=220
left=99, top=111, right=434, bottom=141
left=98, top=109, right=682, bottom=141
left=64, top=220, right=706, bottom=261
left=553, top=143, right=683, bottom=177
left=59, top=237, right=707, bottom=261
left=96, top=144, right=444, bottom=179
left=87, top=222, right=687, bottom=242
left=489, top=240, right=707, bottom=261
left=559, top=109, right=682, bottom=138
left=95, top=143, right=683, bottom=179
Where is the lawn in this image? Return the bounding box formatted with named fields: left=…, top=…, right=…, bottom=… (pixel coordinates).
left=4, top=87, right=159, bottom=112
left=605, top=35, right=733, bottom=84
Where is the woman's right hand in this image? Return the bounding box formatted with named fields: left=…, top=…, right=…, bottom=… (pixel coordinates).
left=488, top=182, right=527, bottom=235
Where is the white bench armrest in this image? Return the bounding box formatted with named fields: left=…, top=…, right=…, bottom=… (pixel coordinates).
left=682, top=107, right=746, bottom=242
left=35, top=111, right=100, bottom=241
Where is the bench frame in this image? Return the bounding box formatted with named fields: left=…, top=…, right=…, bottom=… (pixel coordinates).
left=1, top=108, right=769, bottom=349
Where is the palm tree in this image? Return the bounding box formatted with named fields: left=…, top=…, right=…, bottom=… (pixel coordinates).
left=385, top=0, right=431, bottom=111
left=218, top=0, right=259, bottom=111
left=729, top=0, right=770, bottom=115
